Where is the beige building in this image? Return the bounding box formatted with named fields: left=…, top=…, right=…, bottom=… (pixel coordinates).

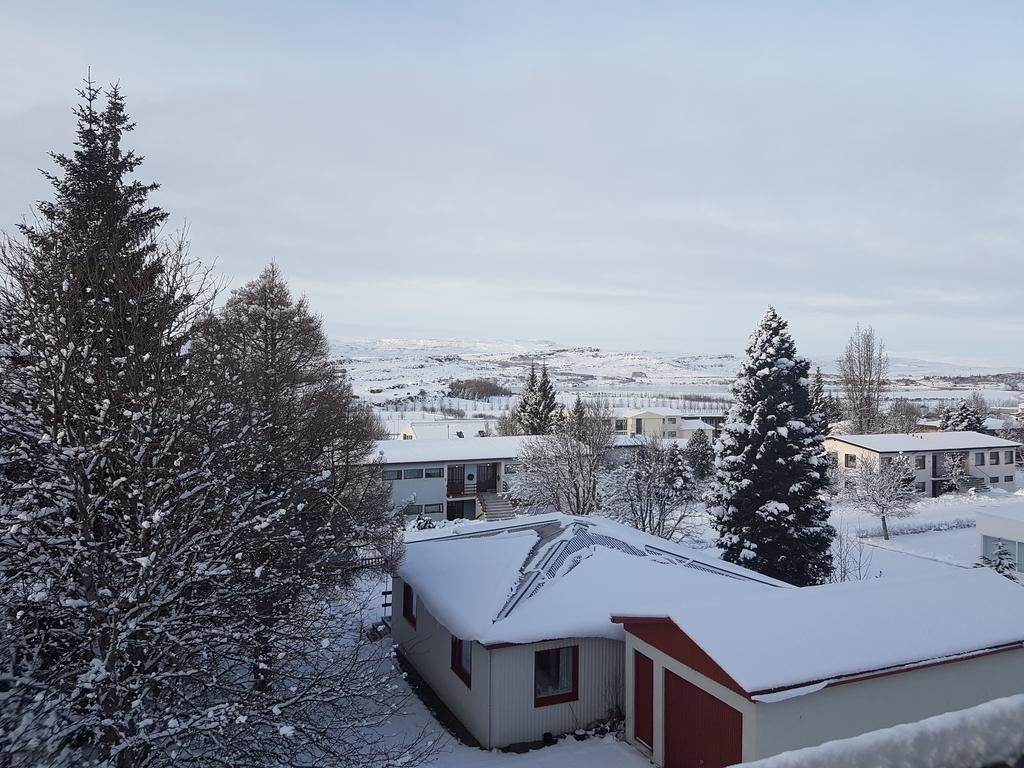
left=610, top=408, right=717, bottom=440
left=825, top=431, right=1021, bottom=498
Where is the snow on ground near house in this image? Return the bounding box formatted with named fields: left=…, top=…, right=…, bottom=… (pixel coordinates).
left=863, top=527, right=978, bottom=569
left=738, top=693, right=1024, bottom=768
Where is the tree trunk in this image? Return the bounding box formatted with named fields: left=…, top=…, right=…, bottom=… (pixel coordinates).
left=881, top=514, right=890, bottom=541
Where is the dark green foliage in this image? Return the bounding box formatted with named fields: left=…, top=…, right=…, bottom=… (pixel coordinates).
left=706, top=307, right=835, bottom=586
left=685, top=428, right=714, bottom=480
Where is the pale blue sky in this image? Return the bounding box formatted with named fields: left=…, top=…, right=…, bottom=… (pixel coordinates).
left=2, top=2, right=1023, bottom=364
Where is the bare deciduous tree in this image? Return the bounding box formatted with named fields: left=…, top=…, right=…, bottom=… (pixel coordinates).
left=509, top=399, right=614, bottom=515
left=884, top=397, right=922, bottom=433
left=838, top=324, right=888, bottom=434
left=600, top=438, right=701, bottom=540
left=844, top=455, right=918, bottom=540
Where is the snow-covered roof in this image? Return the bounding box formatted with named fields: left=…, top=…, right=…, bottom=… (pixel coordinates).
left=373, top=435, right=528, bottom=465
left=398, top=514, right=785, bottom=645
left=681, top=419, right=712, bottom=430
left=611, top=435, right=689, bottom=449
left=404, top=419, right=498, bottom=440
left=986, top=416, right=1024, bottom=431
left=827, top=431, right=1021, bottom=453
left=615, top=568, right=1024, bottom=695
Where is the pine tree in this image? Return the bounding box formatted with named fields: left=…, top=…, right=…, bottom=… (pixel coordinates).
left=705, top=307, right=835, bottom=585
left=685, top=427, right=714, bottom=480
left=982, top=540, right=1019, bottom=580
left=518, top=362, right=558, bottom=434
left=939, top=399, right=985, bottom=432
left=809, top=366, right=845, bottom=434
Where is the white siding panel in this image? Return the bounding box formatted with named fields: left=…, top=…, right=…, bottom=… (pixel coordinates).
left=392, top=578, right=493, bottom=746
left=489, top=637, right=624, bottom=748
left=749, top=647, right=1024, bottom=761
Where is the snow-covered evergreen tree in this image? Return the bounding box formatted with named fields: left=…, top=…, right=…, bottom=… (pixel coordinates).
left=705, top=307, right=835, bottom=585
left=518, top=362, right=558, bottom=434
left=939, top=399, right=986, bottom=432
left=943, top=451, right=971, bottom=492
left=981, top=540, right=1019, bottom=580
left=685, top=427, right=714, bottom=480
left=0, top=80, right=425, bottom=768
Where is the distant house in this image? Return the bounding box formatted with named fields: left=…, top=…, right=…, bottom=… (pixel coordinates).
left=392, top=514, right=783, bottom=750
left=374, top=436, right=527, bottom=521
left=609, top=408, right=720, bottom=440
left=824, top=431, right=1021, bottom=498
left=399, top=419, right=498, bottom=440
left=616, top=568, right=1024, bottom=766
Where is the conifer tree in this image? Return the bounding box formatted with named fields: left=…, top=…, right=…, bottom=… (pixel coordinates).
left=705, top=307, right=835, bottom=585
left=939, top=399, right=986, bottom=432
left=981, top=540, right=1018, bottom=580
left=685, top=427, right=714, bottom=480
left=518, top=362, right=559, bottom=434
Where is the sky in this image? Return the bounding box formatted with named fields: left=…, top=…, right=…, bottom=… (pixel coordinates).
left=2, top=2, right=1023, bottom=365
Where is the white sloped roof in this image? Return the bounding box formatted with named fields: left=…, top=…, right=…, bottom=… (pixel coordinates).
left=827, top=431, right=1020, bottom=453
left=398, top=514, right=785, bottom=645
left=617, top=568, right=1024, bottom=695
left=373, top=435, right=528, bottom=465
left=406, top=420, right=498, bottom=440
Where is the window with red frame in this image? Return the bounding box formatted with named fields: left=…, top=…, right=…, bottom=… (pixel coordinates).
left=402, top=583, right=417, bottom=627
left=450, top=636, right=472, bottom=688
left=534, top=645, right=578, bottom=707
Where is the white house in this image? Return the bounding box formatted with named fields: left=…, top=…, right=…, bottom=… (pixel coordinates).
left=615, top=568, right=1024, bottom=766
left=978, top=505, right=1024, bottom=572
left=824, top=431, right=1021, bottom=498
left=374, top=436, right=528, bottom=521
left=399, top=419, right=499, bottom=440
left=610, top=408, right=718, bottom=440
left=392, top=514, right=785, bottom=750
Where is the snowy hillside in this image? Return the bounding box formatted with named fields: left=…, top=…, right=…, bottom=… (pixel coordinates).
left=333, top=338, right=1024, bottom=415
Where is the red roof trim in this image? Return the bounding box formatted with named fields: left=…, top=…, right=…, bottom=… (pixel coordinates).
left=616, top=616, right=1024, bottom=700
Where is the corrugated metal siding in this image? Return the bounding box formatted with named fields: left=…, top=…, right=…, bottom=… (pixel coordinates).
left=490, top=637, right=624, bottom=747
left=392, top=577, right=493, bottom=746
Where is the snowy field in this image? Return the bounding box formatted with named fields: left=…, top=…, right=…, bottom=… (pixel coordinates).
left=335, top=338, right=1024, bottom=416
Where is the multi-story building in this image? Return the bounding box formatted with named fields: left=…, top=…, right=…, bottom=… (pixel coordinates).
left=824, top=431, right=1021, bottom=498
left=610, top=408, right=719, bottom=440
left=374, top=436, right=527, bottom=521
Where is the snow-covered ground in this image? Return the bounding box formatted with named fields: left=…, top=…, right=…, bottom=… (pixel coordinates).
left=336, top=338, right=1024, bottom=416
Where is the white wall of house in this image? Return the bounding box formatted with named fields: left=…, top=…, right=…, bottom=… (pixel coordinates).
left=624, top=631, right=1024, bottom=764
left=824, top=439, right=1019, bottom=496
left=381, top=459, right=515, bottom=520
left=392, top=577, right=493, bottom=746
left=978, top=510, right=1024, bottom=571
left=489, top=637, right=624, bottom=748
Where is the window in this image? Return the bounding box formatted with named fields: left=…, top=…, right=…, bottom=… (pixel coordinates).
left=614, top=419, right=627, bottom=432
left=914, top=482, right=926, bottom=493
left=534, top=646, right=578, bottom=707
left=1007, top=451, right=1016, bottom=464
left=667, top=431, right=677, bottom=438
left=975, top=453, right=986, bottom=466
left=991, top=452, right=1001, bottom=465
left=881, top=456, right=893, bottom=466
left=383, top=469, right=402, bottom=481
left=402, top=583, right=417, bottom=627
left=1006, top=476, right=1015, bottom=483
left=914, top=455, right=926, bottom=470
left=424, top=503, right=443, bottom=514
left=402, top=504, right=423, bottom=516
left=990, top=477, right=1000, bottom=484
left=450, top=636, right=472, bottom=687
left=845, top=454, right=857, bottom=469
left=403, top=468, right=424, bottom=479
left=424, top=467, right=444, bottom=478
left=667, top=417, right=676, bottom=424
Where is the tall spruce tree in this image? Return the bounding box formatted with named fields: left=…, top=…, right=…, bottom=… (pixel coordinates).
left=518, top=362, right=558, bottom=434
left=705, top=307, right=835, bottom=585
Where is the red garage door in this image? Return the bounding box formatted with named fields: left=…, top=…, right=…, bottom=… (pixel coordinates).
left=634, top=651, right=654, bottom=748
left=664, top=669, right=742, bottom=768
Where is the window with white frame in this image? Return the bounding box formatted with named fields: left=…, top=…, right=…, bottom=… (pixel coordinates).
left=383, top=469, right=402, bottom=481
left=976, top=452, right=986, bottom=466
left=845, top=454, right=857, bottom=469
left=403, top=468, right=424, bottom=479
left=424, top=467, right=443, bottom=478
left=424, top=503, right=443, bottom=514
left=991, top=452, right=1001, bottom=465
left=914, top=455, right=926, bottom=470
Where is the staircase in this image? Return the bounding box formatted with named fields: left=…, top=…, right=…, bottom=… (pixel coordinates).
left=478, top=492, right=515, bottom=521
left=963, top=476, right=991, bottom=493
